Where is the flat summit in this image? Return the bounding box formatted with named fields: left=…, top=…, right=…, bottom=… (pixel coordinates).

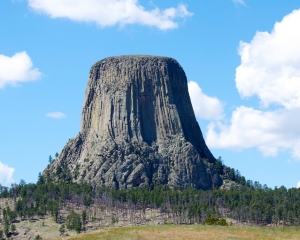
left=44, top=55, right=223, bottom=189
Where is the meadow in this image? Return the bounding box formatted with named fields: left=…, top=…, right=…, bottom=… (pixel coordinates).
left=54, top=225, right=300, bottom=240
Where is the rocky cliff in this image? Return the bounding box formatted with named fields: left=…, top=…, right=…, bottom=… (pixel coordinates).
left=44, top=55, right=222, bottom=190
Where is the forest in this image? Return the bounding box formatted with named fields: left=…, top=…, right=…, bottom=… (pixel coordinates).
left=1, top=170, right=300, bottom=238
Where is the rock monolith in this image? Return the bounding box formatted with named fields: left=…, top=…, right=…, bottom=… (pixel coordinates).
left=44, top=55, right=223, bottom=190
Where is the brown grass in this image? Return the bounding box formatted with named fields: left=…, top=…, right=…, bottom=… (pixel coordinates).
left=2, top=198, right=300, bottom=240
left=51, top=225, right=300, bottom=240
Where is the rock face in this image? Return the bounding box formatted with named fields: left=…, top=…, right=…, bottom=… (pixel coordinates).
left=44, top=55, right=222, bottom=190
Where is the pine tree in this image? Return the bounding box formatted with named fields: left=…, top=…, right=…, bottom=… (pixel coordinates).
left=59, top=224, right=65, bottom=236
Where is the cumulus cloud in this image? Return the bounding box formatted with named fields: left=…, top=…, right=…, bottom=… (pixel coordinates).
left=297, top=181, right=300, bottom=188
left=27, top=0, right=192, bottom=30
left=46, top=112, right=66, bottom=119
left=0, top=51, right=41, bottom=88
left=206, top=9, right=300, bottom=159
left=0, top=162, right=15, bottom=185
left=188, top=81, right=223, bottom=120
left=236, top=9, right=300, bottom=109
left=206, top=106, right=300, bottom=158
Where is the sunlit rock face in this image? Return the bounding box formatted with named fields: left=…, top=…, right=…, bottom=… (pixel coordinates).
left=44, top=55, right=222, bottom=190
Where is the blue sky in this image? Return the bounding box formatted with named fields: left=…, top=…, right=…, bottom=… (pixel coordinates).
left=1, top=0, right=300, bottom=189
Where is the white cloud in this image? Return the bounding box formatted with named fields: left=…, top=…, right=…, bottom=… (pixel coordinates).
left=27, top=0, right=192, bottom=30
left=236, top=9, right=300, bottom=109
left=46, top=112, right=66, bottom=119
left=297, top=181, right=300, bottom=188
left=232, top=0, right=246, bottom=6
left=188, top=81, right=223, bottom=120
left=206, top=106, right=300, bottom=158
left=0, top=52, right=41, bottom=88
left=0, top=162, right=15, bottom=185
left=206, top=9, right=300, bottom=160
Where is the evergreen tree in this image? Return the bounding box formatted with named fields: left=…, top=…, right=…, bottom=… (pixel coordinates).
left=37, top=172, right=45, bottom=185
left=66, top=210, right=82, bottom=233
left=4, top=223, right=9, bottom=238
left=59, top=224, right=65, bottom=236
left=11, top=223, right=16, bottom=233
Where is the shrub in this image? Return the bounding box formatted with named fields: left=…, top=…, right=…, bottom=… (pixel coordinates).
left=111, top=216, right=119, bottom=224
left=218, top=218, right=228, bottom=226
left=202, top=217, right=228, bottom=226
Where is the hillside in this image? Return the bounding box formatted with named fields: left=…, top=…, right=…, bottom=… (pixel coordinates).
left=1, top=181, right=300, bottom=239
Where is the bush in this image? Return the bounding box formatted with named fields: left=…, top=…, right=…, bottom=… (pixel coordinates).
left=202, top=217, right=228, bottom=226
left=218, top=218, right=228, bottom=226
left=111, top=216, right=119, bottom=224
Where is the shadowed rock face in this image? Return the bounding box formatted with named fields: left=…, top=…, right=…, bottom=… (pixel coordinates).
left=45, top=55, right=222, bottom=190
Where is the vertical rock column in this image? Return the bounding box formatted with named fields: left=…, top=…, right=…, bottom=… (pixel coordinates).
left=45, top=55, right=222, bottom=190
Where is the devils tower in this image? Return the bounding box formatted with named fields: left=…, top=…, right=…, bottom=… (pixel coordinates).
left=44, top=55, right=223, bottom=190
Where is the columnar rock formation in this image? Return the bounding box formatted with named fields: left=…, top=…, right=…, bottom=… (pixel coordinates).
left=44, top=55, right=222, bottom=190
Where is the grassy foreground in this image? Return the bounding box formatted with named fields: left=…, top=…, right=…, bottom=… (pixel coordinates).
left=53, top=225, right=300, bottom=240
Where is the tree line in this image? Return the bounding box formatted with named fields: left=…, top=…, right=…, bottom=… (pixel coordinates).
left=1, top=179, right=300, bottom=233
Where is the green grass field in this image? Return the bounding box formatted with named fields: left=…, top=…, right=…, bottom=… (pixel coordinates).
left=52, top=225, right=300, bottom=240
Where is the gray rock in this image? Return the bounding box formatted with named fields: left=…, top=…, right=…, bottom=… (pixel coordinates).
left=44, top=55, right=222, bottom=190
